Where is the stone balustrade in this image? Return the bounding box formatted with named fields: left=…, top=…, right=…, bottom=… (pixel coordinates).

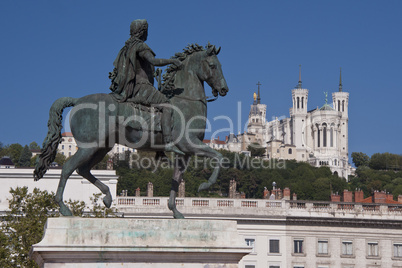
left=116, top=196, right=402, bottom=220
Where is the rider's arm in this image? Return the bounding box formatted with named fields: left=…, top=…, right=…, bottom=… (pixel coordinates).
left=140, top=50, right=181, bottom=67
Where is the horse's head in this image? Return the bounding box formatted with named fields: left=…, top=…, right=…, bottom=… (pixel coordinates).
left=163, top=44, right=229, bottom=99
left=200, top=44, right=229, bottom=97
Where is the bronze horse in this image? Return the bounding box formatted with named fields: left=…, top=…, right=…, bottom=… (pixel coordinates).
left=34, top=44, right=228, bottom=219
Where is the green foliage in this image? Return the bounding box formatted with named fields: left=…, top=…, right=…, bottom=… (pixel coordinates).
left=116, top=150, right=348, bottom=201
left=247, top=143, right=266, bottom=157
left=29, top=142, right=41, bottom=150
left=0, top=187, right=59, bottom=268
left=30, top=155, right=38, bottom=167
left=54, top=152, right=67, bottom=166
left=18, top=145, right=32, bottom=167
left=351, top=152, right=370, bottom=167
left=93, top=154, right=110, bottom=170
left=0, top=143, right=23, bottom=164
left=0, top=187, right=118, bottom=268
left=369, top=152, right=402, bottom=171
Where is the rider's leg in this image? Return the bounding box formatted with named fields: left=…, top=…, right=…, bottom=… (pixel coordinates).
left=160, top=102, right=184, bottom=155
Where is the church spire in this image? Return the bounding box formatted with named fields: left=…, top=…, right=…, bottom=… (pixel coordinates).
left=339, top=67, right=343, bottom=92
left=257, top=81, right=261, bottom=104
left=297, top=65, right=302, bottom=89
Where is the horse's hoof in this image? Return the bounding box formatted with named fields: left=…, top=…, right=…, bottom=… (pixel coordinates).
left=103, top=194, right=112, bottom=208
left=198, top=182, right=210, bottom=192
left=59, top=206, right=73, bottom=216
left=173, top=211, right=185, bottom=219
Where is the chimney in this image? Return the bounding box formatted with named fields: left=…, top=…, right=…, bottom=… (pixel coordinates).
left=276, top=188, right=283, bottom=200
left=355, top=189, right=364, bottom=203
left=135, top=187, right=141, bottom=197
left=343, top=190, right=353, bottom=202
left=147, top=182, right=154, bottom=197
left=398, top=195, right=402, bottom=204
left=263, top=187, right=269, bottom=199
left=292, top=193, right=297, bottom=200
left=386, top=193, right=394, bottom=202
left=374, top=191, right=386, bottom=204
left=283, top=187, right=291, bottom=200
left=107, top=158, right=113, bottom=170
left=229, top=179, right=237, bottom=199
left=331, top=192, right=341, bottom=202
left=240, top=192, right=246, bottom=199
left=178, top=181, right=185, bottom=198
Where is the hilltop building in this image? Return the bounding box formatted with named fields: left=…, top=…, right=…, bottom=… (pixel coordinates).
left=225, top=68, right=354, bottom=178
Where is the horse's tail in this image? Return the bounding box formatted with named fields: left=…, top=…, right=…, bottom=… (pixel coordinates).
left=34, top=97, right=78, bottom=181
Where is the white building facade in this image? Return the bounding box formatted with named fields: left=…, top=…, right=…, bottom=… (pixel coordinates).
left=58, top=132, right=136, bottom=158
left=116, top=196, right=402, bottom=268
left=0, top=168, right=118, bottom=212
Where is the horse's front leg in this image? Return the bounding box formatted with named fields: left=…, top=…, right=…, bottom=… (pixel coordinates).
left=168, top=155, right=188, bottom=219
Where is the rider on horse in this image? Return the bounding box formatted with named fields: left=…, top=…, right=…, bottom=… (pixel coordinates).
left=109, top=19, right=184, bottom=155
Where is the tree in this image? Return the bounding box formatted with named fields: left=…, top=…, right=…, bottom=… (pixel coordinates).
left=247, top=143, right=266, bottom=157
left=0, top=187, right=59, bottom=268
left=0, top=187, right=118, bottom=268
left=29, top=141, right=41, bottom=150
left=351, top=152, right=370, bottom=167
left=54, top=152, right=67, bottom=166
left=1, top=143, right=23, bottom=164
left=18, top=145, right=32, bottom=167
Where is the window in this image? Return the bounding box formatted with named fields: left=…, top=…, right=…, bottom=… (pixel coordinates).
left=342, top=241, right=353, bottom=256
left=269, top=239, right=280, bottom=253
left=245, top=266, right=255, bottom=268
left=323, top=125, right=327, bottom=147
left=318, top=239, right=328, bottom=255
left=294, top=239, right=303, bottom=254
left=245, top=238, right=255, bottom=253
left=394, top=243, right=402, bottom=257
left=269, top=266, right=280, bottom=268
left=293, top=266, right=304, bottom=268
left=62, top=145, right=64, bottom=149
left=288, top=148, right=292, bottom=154
left=69, top=145, right=72, bottom=150
left=368, top=242, right=379, bottom=257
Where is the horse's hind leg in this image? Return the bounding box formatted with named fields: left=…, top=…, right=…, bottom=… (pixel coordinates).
left=76, top=147, right=113, bottom=208
left=55, top=148, right=97, bottom=216
left=168, top=155, right=189, bottom=219
left=187, top=140, right=223, bottom=191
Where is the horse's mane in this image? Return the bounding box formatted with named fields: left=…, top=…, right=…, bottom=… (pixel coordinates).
left=162, top=43, right=213, bottom=94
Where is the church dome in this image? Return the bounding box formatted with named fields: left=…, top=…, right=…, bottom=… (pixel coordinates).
left=320, top=103, right=335, bottom=111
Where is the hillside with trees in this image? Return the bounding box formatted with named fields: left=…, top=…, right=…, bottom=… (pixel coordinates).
left=116, top=150, right=348, bottom=201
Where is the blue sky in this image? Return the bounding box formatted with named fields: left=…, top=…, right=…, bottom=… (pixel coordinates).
left=0, top=0, right=401, bottom=158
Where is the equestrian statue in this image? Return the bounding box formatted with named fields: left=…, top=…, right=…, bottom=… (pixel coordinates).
left=34, top=19, right=229, bottom=219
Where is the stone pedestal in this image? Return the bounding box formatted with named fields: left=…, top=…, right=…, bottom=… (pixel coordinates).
left=30, top=218, right=250, bottom=267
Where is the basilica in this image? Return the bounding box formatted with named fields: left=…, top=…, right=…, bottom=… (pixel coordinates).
left=223, top=69, right=354, bottom=179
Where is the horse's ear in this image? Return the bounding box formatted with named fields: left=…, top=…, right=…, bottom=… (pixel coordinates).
left=207, top=45, right=215, bottom=56
left=215, top=46, right=221, bottom=55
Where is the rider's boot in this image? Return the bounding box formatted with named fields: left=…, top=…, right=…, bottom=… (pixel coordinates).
left=162, top=105, right=185, bottom=155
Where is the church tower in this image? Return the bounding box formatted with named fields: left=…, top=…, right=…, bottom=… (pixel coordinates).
left=248, top=82, right=267, bottom=145
left=332, top=68, right=349, bottom=160
left=291, top=66, right=308, bottom=160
